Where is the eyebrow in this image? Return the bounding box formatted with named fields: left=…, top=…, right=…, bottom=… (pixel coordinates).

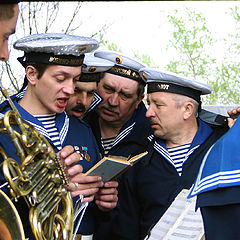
left=54, top=71, right=81, bottom=78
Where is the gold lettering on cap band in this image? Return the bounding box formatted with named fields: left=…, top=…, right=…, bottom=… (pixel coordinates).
left=48, top=56, right=83, bottom=65
left=157, top=84, right=169, bottom=90
left=110, top=66, right=140, bottom=79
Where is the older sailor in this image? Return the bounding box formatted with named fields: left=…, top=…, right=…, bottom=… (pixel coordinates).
left=110, top=68, right=229, bottom=240
left=66, top=55, right=114, bottom=119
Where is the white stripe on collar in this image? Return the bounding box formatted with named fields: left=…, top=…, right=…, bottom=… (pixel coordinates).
left=112, top=122, right=136, bottom=147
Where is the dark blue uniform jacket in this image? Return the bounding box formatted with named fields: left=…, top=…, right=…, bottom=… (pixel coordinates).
left=85, top=101, right=153, bottom=239
left=110, top=118, right=228, bottom=240
left=0, top=98, right=100, bottom=239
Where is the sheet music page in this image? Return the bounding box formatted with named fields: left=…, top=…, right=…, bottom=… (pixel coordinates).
left=146, top=189, right=205, bottom=240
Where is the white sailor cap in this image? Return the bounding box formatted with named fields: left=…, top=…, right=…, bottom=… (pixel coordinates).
left=79, top=55, right=115, bottom=82
left=94, top=50, right=146, bottom=84
left=13, top=33, right=99, bottom=67
left=140, top=67, right=212, bottom=103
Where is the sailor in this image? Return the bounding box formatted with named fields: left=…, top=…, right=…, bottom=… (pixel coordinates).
left=189, top=106, right=240, bottom=239
left=0, top=33, right=118, bottom=239
left=109, top=67, right=229, bottom=240
left=66, top=54, right=114, bottom=119
left=82, top=50, right=153, bottom=239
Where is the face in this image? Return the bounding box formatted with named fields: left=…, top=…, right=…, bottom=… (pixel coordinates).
left=97, top=73, right=143, bottom=128
left=27, top=65, right=82, bottom=115
left=0, top=4, right=19, bottom=61
left=66, top=81, right=97, bottom=118
left=146, top=92, right=184, bottom=140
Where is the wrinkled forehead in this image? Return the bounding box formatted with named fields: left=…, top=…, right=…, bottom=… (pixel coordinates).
left=147, top=91, right=179, bottom=102
left=101, top=72, right=139, bottom=93
left=75, top=81, right=97, bottom=90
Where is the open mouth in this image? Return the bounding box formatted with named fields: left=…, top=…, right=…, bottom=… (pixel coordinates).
left=57, top=97, right=69, bottom=108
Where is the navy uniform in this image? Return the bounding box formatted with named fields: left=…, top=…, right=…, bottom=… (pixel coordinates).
left=189, top=112, right=240, bottom=240
left=0, top=33, right=100, bottom=239
left=109, top=68, right=229, bottom=240
left=83, top=50, right=153, bottom=240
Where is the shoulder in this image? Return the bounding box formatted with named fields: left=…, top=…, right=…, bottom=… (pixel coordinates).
left=68, top=115, right=92, bottom=129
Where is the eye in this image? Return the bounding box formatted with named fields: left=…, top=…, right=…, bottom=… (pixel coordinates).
left=74, top=87, right=81, bottom=94
left=87, top=91, right=95, bottom=97
left=104, top=86, right=114, bottom=94
left=56, top=76, right=65, bottom=82
left=119, top=92, right=130, bottom=101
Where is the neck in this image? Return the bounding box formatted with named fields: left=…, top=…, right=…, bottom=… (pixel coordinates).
left=165, top=118, right=198, bottom=148
left=19, top=87, right=49, bottom=115
left=99, top=118, right=123, bottom=139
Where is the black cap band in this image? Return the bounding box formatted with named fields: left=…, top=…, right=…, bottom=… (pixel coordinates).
left=147, top=82, right=201, bottom=103
left=17, top=52, right=84, bottom=67
left=79, top=72, right=101, bottom=82
left=107, top=65, right=144, bottom=83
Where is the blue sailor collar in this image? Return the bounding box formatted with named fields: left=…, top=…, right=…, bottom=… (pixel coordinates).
left=189, top=117, right=240, bottom=198
left=154, top=118, right=213, bottom=168
left=110, top=101, right=150, bottom=147
left=85, top=92, right=103, bottom=116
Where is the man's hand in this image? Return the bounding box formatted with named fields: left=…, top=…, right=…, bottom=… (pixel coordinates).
left=95, top=181, right=118, bottom=212
left=227, top=107, right=240, bottom=128
left=58, top=145, right=104, bottom=202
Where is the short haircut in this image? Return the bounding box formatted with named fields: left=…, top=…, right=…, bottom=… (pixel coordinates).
left=0, top=4, right=16, bottom=21
left=20, top=62, right=50, bottom=92
left=172, top=93, right=199, bottom=117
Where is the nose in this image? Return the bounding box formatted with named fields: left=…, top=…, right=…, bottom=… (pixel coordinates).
left=77, top=92, right=87, bottom=106
left=108, top=92, right=119, bottom=106
left=146, top=105, right=155, bottom=118
left=0, top=42, right=9, bottom=62
left=63, top=80, right=75, bottom=95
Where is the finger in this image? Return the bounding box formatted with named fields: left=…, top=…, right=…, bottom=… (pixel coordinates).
left=67, top=164, right=83, bottom=177
left=97, top=187, right=118, bottom=196
left=95, top=199, right=118, bottom=211
left=95, top=192, right=118, bottom=202
left=70, top=187, right=100, bottom=198
left=104, top=181, right=119, bottom=188
left=70, top=174, right=102, bottom=184
left=227, top=118, right=235, bottom=128
left=59, top=145, right=74, bottom=159
left=67, top=180, right=103, bottom=192
left=65, top=152, right=82, bottom=166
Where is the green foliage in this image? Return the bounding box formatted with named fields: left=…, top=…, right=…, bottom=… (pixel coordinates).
left=166, top=7, right=240, bottom=105
left=133, top=52, right=158, bottom=68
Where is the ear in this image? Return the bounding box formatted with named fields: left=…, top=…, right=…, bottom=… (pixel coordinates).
left=25, top=65, right=38, bottom=86
left=135, top=94, right=144, bottom=109
left=183, top=101, right=194, bottom=120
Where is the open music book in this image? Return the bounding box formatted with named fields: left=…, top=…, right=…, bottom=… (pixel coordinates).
left=145, top=189, right=205, bottom=240
left=84, top=151, right=148, bottom=182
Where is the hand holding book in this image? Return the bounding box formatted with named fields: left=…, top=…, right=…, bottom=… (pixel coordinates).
left=84, top=151, right=148, bottom=182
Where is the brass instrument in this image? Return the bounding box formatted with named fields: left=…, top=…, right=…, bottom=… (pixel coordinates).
left=0, top=87, right=74, bottom=240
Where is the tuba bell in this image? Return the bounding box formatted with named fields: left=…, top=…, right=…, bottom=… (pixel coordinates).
left=0, top=87, right=74, bottom=240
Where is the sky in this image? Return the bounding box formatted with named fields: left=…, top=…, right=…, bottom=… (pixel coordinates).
left=2, top=1, right=239, bottom=89
left=14, top=1, right=238, bottom=66
left=71, top=1, right=237, bottom=66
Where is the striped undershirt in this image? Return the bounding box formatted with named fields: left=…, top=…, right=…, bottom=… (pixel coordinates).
left=34, top=113, right=62, bottom=151
left=168, top=144, right=191, bottom=176
left=101, top=137, right=116, bottom=156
